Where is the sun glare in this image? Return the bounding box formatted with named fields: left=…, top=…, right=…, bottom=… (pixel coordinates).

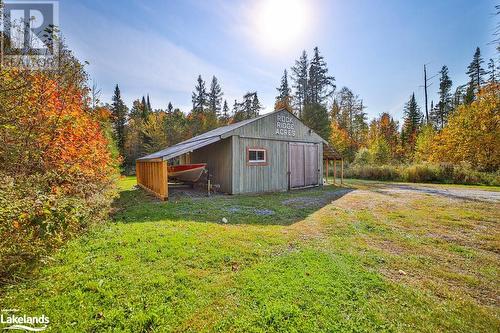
left=251, top=0, right=311, bottom=54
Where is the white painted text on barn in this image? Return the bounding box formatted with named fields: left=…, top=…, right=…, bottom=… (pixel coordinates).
left=275, top=115, right=296, bottom=137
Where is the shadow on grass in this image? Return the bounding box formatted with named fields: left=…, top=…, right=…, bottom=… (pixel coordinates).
left=112, top=185, right=354, bottom=226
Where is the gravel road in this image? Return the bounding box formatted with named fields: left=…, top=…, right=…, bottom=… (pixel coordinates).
left=376, top=183, right=500, bottom=203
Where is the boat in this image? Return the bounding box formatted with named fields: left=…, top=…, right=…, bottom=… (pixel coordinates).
left=167, top=163, right=207, bottom=182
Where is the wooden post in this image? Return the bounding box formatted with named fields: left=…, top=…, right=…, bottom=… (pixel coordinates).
left=325, top=158, right=329, bottom=184
left=160, top=160, right=168, bottom=200
left=341, top=158, right=344, bottom=184
left=333, top=159, right=336, bottom=185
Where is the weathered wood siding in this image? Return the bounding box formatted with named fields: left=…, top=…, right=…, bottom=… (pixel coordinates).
left=191, top=137, right=232, bottom=193
left=232, top=137, right=289, bottom=194
left=136, top=160, right=168, bottom=200
left=229, top=110, right=324, bottom=194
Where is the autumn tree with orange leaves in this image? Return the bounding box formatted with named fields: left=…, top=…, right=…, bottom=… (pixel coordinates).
left=430, top=83, right=500, bottom=172
left=0, top=49, right=118, bottom=283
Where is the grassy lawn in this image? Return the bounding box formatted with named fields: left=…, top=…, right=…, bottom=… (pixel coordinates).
left=1, top=177, right=499, bottom=332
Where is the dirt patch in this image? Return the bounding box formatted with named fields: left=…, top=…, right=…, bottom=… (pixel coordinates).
left=224, top=206, right=275, bottom=216
left=282, top=188, right=353, bottom=209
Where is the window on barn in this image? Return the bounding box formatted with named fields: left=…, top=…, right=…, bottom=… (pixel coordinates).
left=247, top=148, right=267, bottom=165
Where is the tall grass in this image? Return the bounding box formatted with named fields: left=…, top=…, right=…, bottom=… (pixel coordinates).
left=344, top=163, right=499, bottom=186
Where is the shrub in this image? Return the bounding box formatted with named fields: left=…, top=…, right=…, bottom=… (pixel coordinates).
left=345, top=165, right=400, bottom=181
left=0, top=173, right=115, bottom=283
left=353, top=148, right=371, bottom=165
left=403, top=164, right=440, bottom=183
left=345, top=162, right=499, bottom=186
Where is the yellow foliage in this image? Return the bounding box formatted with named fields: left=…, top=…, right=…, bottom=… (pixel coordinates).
left=430, top=83, right=500, bottom=171
left=414, top=124, right=436, bottom=162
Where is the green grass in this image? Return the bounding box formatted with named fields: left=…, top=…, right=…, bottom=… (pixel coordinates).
left=1, top=177, right=499, bottom=332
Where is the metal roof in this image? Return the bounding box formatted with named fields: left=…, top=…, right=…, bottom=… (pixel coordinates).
left=137, top=109, right=342, bottom=161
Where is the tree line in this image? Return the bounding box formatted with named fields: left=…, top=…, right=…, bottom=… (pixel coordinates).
left=110, top=75, right=263, bottom=171
left=274, top=46, right=498, bottom=173
left=109, top=44, right=498, bottom=175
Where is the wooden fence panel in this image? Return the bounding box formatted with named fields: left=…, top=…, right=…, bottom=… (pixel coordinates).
left=136, top=160, right=168, bottom=200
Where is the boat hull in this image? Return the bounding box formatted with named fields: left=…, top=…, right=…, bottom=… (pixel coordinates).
left=167, top=163, right=206, bottom=182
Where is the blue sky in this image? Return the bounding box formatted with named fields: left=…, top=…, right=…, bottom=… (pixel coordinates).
left=61, top=0, right=498, bottom=121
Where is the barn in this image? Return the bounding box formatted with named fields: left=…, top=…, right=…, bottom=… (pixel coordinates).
left=136, top=109, right=342, bottom=200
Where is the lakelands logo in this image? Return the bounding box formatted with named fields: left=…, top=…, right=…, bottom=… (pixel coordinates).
left=0, top=0, right=60, bottom=70
left=1, top=309, right=49, bottom=332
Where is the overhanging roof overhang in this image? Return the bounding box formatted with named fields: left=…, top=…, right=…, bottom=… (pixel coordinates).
left=137, top=136, right=221, bottom=161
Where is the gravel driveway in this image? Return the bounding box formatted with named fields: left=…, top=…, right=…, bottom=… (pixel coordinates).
left=376, top=183, right=500, bottom=203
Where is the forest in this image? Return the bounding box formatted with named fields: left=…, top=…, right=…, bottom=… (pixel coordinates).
left=110, top=45, right=499, bottom=185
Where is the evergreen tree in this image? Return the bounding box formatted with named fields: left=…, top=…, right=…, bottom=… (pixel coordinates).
left=232, top=99, right=241, bottom=121
left=208, top=75, right=223, bottom=117
left=110, top=84, right=128, bottom=156
left=401, top=93, right=423, bottom=154
left=487, top=58, right=497, bottom=84
left=307, top=46, right=335, bottom=105
left=219, top=100, right=231, bottom=125
left=146, top=94, right=152, bottom=113
left=167, top=102, right=173, bottom=113
left=139, top=96, right=150, bottom=119
left=433, top=65, right=453, bottom=129
left=233, top=92, right=262, bottom=122
left=302, top=103, right=331, bottom=139
left=352, top=100, right=368, bottom=145
left=165, top=107, right=188, bottom=145
left=191, top=75, right=208, bottom=112
left=276, top=69, right=292, bottom=102
left=250, top=92, right=262, bottom=118
left=291, top=50, right=309, bottom=118
left=466, top=47, right=486, bottom=93
left=452, top=85, right=465, bottom=109
left=464, top=83, right=475, bottom=105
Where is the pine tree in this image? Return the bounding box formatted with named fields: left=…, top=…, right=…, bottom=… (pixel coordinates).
left=307, top=46, right=335, bottom=105
left=466, top=47, right=486, bottom=93
left=250, top=92, right=262, bottom=117
left=233, top=92, right=262, bottom=122
left=433, top=65, right=453, bottom=129
left=464, top=83, right=475, bottom=105
left=302, top=103, right=331, bottom=140
left=167, top=102, right=173, bottom=113
left=191, top=75, right=208, bottom=113
left=291, top=50, right=309, bottom=118
left=208, top=75, right=223, bottom=117
left=487, top=58, right=497, bottom=84
left=110, top=84, right=128, bottom=156
left=141, top=96, right=146, bottom=114
left=219, top=100, right=231, bottom=125
left=276, top=69, right=292, bottom=102
left=452, top=85, right=465, bottom=109
left=401, top=93, right=423, bottom=154
left=146, top=94, right=152, bottom=112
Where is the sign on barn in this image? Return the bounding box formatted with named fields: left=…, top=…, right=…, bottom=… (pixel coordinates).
left=275, top=114, right=296, bottom=137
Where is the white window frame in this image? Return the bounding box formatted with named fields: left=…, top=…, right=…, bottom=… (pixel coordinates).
left=248, top=148, right=267, bottom=163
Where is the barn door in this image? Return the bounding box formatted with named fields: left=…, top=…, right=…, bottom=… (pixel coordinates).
left=289, top=143, right=305, bottom=188
left=289, top=143, right=319, bottom=189
left=304, top=144, right=319, bottom=186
